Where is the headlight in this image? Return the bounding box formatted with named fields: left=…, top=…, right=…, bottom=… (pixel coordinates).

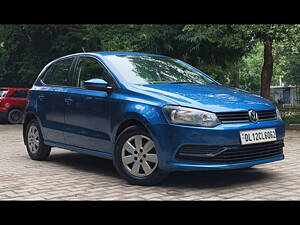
left=276, top=107, right=282, bottom=120
left=163, top=105, right=220, bottom=127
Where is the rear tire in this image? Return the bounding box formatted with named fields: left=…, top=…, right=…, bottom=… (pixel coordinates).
left=113, top=125, right=169, bottom=186
left=7, top=108, right=24, bottom=124
left=25, top=119, right=51, bottom=160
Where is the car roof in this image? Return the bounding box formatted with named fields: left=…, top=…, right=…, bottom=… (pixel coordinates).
left=53, top=51, right=167, bottom=62
left=93, top=51, right=166, bottom=57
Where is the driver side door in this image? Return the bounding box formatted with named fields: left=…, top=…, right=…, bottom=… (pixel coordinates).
left=64, top=56, right=114, bottom=153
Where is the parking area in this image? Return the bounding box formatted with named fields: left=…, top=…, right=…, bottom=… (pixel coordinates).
left=0, top=123, right=300, bottom=200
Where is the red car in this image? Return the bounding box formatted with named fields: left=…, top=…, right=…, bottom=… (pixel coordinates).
left=0, top=88, right=29, bottom=124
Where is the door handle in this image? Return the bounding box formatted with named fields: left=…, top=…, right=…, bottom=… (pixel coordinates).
left=64, top=97, right=73, bottom=105
left=38, top=95, right=45, bottom=101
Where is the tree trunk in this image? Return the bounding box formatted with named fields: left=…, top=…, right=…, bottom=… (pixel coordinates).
left=234, top=68, right=240, bottom=88
left=260, top=36, right=273, bottom=99
left=87, top=38, right=98, bottom=51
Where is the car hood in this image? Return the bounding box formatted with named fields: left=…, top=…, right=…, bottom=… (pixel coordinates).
left=131, top=84, right=275, bottom=113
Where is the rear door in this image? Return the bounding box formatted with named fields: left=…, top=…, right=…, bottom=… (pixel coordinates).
left=38, top=57, right=75, bottom=144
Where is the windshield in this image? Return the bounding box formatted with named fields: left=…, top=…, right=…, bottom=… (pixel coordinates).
left=104, top=55, right=217, bottom=85
left=0, top=89, right=8, bottom=97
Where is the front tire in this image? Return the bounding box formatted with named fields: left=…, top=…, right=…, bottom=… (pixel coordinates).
left=25, top=119, right=51, bottom=160
left=113, top=125, right=169, bottom=186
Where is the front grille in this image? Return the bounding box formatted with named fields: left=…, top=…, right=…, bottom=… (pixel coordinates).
left=216, top=110, right=277, bottom=123
left=257, top=110, right=277, bottom=121
left=176, top=141, right=284, bottom=164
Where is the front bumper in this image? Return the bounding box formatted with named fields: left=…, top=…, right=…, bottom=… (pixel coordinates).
left=150, top=119, right=285, bottom=171
left=167, top=155, right=284, bottom=171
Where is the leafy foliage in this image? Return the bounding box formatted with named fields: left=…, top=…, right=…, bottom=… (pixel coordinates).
left=1, top=24, right=248, bottom=87
left=0, top=24, right=87, bottom=87
left=0, top=24, right=300, bottom=95
left=283, top=53, right=300, bottom=85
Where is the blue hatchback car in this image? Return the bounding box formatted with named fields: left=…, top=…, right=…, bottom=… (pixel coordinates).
left=23, top=52, right=285, bottom=185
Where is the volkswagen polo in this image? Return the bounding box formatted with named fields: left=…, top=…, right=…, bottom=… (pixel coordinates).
left=23, top=52, right=285, bottom=185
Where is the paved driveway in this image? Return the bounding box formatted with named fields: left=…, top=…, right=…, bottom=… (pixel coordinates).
left=0, top=123, right=299, bottom=200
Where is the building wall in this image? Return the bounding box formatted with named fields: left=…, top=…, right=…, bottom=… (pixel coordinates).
left=270, top=86, right=299, bottom=107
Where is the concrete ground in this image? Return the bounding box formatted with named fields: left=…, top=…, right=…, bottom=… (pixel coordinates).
left=0, top=123, right=299, bottom=200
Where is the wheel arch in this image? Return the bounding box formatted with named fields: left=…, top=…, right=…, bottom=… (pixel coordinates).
left=112, top=113, right=169, bottom=185
left=113, top=113, right=153, bottom=144
left=23, top=112, right=43, bottom=145
left=7, top=105, right=25, bottom=112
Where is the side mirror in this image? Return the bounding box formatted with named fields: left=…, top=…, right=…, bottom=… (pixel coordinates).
left=84, top=78, right=113, bottom=92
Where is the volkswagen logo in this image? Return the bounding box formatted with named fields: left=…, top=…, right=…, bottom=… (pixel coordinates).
left=248, top=110, right=258, bottom=122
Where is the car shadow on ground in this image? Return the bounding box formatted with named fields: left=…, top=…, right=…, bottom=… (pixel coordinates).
left=161, top=169, right=273, bottom=189
left=47, top=151, right=119, bottom=178
left=0, top=119, right=8, bottom=124
left=46, top=150, right=275, bottom=189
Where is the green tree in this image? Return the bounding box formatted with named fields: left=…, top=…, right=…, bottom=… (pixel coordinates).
left=0, top=24, right=88, bottom=87
left=239, top=43, right=263, bottom=92
left=1, top=24, right=298, bottom=92
left=283, top=53, right=300, bottom=85
left=83, top=24, right=143, bottom=51
left=181, top=24, right=253, bottom=84
left=235, top=24, right=299, bottom=99
left=183, top=24, right=300, bottom=99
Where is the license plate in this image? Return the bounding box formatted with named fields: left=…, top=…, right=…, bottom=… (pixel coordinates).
left=240, top=128, right=277, bottom=145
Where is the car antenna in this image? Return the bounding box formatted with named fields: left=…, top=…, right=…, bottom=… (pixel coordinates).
left=81, top=47, right=86, bottom=52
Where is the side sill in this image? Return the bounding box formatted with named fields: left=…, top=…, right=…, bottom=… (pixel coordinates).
left=44, top=140, right=113, bottom=160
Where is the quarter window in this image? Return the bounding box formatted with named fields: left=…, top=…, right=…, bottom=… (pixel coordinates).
left=42, top=58, right=74, bottom=86
left=75, top=57, right=109, bottom=88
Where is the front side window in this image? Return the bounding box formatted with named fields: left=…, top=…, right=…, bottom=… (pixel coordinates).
left=103, top=55, right=217, bottom=85
left=75, top=57, right=109, bottom=88
left=42, top=58, right=74, bottom=86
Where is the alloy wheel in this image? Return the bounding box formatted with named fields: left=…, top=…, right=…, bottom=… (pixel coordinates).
left=121, top=135, right=158, bottom=177
left=27, top=125, right=40, bottom=154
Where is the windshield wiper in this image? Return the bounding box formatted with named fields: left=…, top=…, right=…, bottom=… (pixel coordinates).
left=168, top=81, right=198, bottom=84
left=149, top=81, right=209, bottom=85
left=148, top=81, right=195, bottom=84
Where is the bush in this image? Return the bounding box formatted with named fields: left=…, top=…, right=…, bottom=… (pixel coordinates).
left=279, top=107, right=300, bottom=124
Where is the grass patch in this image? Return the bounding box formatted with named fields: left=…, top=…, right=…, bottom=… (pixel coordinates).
left=283, top=117, right=300, bottom=124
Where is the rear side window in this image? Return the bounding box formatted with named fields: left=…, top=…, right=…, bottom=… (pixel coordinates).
left=10, top=90, right=28, bottom=98
left=0, top=89, right=8, bottom=97
left=42, top=58, right=74, bottom=86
